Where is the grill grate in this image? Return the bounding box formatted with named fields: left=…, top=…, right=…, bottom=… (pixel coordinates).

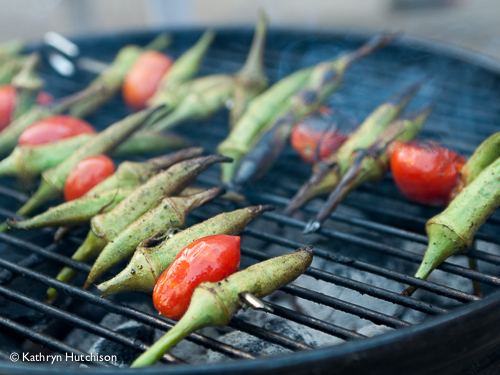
left=1, top=28, right=500, bottom=374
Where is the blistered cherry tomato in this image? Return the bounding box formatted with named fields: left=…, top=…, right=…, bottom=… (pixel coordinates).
left=122, top=51, right=173, bottom=111
left=291, top=108, right=348, bottom=164
left=153, top=235, right=241, bottom=320
left=389, top=140, right=466, bottom=206
left=18, top=115, right=95, bottom=146
left=0, top=85, right=16, bottom=131
left=64, top=155, right=115, bottom=201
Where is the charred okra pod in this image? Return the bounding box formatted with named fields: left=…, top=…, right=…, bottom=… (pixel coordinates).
left=13, top=105, right=164, bottom=218
left=284, top=82, right=421, bottom=214
left=69, top=33, right=172, bottom=118
left=131, top=246, right=313, bottom=367
left=304, top=106, right=431, bottom=233
left=231, top=59, right=350, bottom=190
left=85, top=186, right=224, bottom=288
left=451, top=131, right=500, bottom=199
left=49, top=155, right=231, bottom=295
left=97, top=205, right=274, bottom=296
left=7, top=187, right=133, bottom=230
left=179, top=186, right=246, bottom=203
left=148, top=16, right=268, bottom=133
left=403, top=155, right=500, bottom=296
left=229, top=11, right=268, bottom=127
left=8, top=148, right=203, bottom=230
left=218, top=34, right=393, bottom=184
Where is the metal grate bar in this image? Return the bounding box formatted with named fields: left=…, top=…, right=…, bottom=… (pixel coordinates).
left=241, top=245, right=448, bottom=315
left=280, top=284, right=410, bottom=328
left=229, top=317, right=313, bottom=351
left=264, top=302, right=365, bottom=341
left=0, top=285, right=184, bottom=365
left=0, top=316, right=111, bottom=367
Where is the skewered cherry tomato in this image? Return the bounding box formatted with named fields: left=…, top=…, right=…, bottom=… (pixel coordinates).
left=291, top=108, right=348, bottom=164
left=122, top=51, right=173, bottom=111
left=153, top=235, right=241, bottom=320
left=64, top=155, right=115, bottom=201
left=18, top=115, right=96, bottom=146
left=389, top=140, right=466, bottom=206
left=0, top=85, right=16, bottom=131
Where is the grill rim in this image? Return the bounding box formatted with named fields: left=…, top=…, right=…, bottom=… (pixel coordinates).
left=1, top=26, right=500, bottom=374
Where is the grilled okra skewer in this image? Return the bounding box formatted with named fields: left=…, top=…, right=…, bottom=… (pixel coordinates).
left=7, top=148, right=203, bottom=230
left=49, top=155, right=231, bottom=295
left=403, top=154, right=500, bottom=296
left=218, top=34, right=393, bottom=184
left=147, top=14, right=268, bottom=133
left=304, top=106, right=431, bottom=233
left=131, top=246, right=313, bottom=367
left=97, top=205, right=274, bottom=296
left=84, top=186, right=224, bottom=288
left=284, top=82, right=421, bottom=214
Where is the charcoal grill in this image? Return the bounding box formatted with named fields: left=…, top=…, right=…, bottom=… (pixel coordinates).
left=1, top=27, right=500, bottom=375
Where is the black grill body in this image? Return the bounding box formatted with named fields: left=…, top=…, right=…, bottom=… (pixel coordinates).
left=0, top=28, right=500, bottom=375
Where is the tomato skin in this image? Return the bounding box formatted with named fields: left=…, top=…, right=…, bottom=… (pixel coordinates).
left=122, top=51, right=173, bottom=111
left=63, top=155, right=115, bottom=201
left=153, top=235, right=241, bottom=321
left=291, top=110, right=348, bottom=164
left=389, top=140, right=466, bottom=206
left=0, top=85, right=16, bottom=131
left=36, top=91, right=54, bottom=106
left=18, top=115, right=96, bottom=146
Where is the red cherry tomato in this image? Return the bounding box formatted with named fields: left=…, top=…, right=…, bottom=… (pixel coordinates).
left=18, top=115, right=96, bottom=146
left=64, top=155, right=115, bottom=201
left=0, top=85, right=16, bottom=131
left=153, top=235, right=241, bottom=320
left=389, top=140, right=466, bottom=206
left=122, top=51, right=174, bottom=111
left=291, top=109, right=348, bottom=164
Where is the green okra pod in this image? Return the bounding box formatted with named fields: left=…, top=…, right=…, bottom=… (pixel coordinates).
left=148, top=17, right=268, bottom=132
left=148, top=30, right=215, bottom=110
left=53, top=155, right=231, bottom=288
left=149, top=74, right=236, bottom=132
left=218, top=34, right=393, bottom=184
left=14, top=105, right=163, bottom=218
left=69, top=33, right=172, bottom=118
left=112, top=130, right=192, bottom=157
left=179, top=186, right=246, bottom=203
left=403, top=155, right=500, bottom=296
left=304, top=106, right=431, bottom=233
left=84, top=186, right=224, bottom=288
left=0, top=133, right=94, bottom=182
left=97, top=204, right=274, bottom=296
left=451, top=131, right=500, bottom=199
left=131, top=246, right=313, bottom=367
left=284, top=81, right=421, bottom=214
left=0, top=39, right=25, bottom=59
left=229, top=11, right=269, bottom=127
left=0, top=55, right=28, bottom=85
left=7, top=187, right=133, bottom=230
left=87, top=147, right=204, bottom=195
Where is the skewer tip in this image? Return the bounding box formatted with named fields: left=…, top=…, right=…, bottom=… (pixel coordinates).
left=303, top=220, right=321, bottom=234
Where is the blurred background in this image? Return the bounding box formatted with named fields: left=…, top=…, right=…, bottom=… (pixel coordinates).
left=0, top=0, right=499, bottom=59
